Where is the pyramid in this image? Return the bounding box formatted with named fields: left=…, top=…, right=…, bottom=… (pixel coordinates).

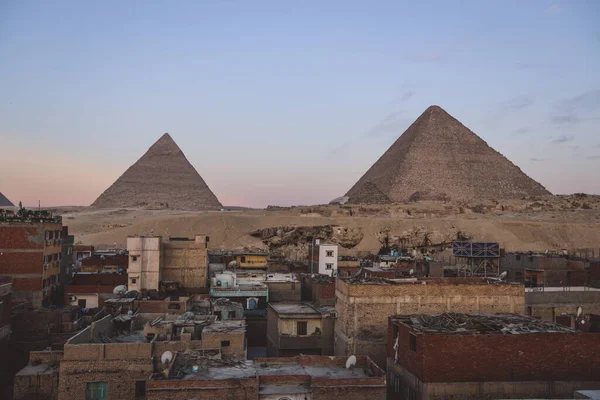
left=0, top=192, right=14, bottom=207
left=92, top=133, right=222, bottom=210
left=346, top=105, right=551, bottom=203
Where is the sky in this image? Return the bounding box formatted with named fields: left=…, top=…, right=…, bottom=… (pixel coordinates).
left=1, top=0, right=599, bottom=208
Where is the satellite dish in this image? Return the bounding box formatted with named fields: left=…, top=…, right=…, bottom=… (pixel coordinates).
left=499, top=271, right=507, bottom=280
left=125, top=290, right=140, bottom=299
left=577, top=307, right=583, bottom=317
left=345, top=355, right=357, bottom=369
left=113, top=285, right=127, bottom=295
left=160, top=351, right=173, bottom=364
left=409, top=269, right=414, bottom=276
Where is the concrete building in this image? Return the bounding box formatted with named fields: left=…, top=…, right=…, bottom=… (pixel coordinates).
left=127, top=234, right=209, bottom=293
left=146, top=355, right=386, bottom=400
left=503, top=252, right=590, bottom=287
left=335, top=276, right=525, bottom=368
left=0, top=210, right=64, bottom=307
left=56, top=311, right=245, bottom=400
left=210, top=271, right=269, bottom=309
left=64, top=273, right=126, bottom=308
left=525, top=286, right=600, bottom=322
left=73, top=244, right=94, bottom=268
left=309, top=242, right=338, bottom=276
left=267, top=302, right=335, bottom=357
left=387, top=312, right=600, bottom=399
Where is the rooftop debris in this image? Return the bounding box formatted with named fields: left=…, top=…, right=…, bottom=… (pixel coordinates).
left=393, top=312, right=578, bottom=335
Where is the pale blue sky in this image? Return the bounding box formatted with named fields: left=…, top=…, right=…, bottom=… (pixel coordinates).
left=1, top=0, right=599, bottom=207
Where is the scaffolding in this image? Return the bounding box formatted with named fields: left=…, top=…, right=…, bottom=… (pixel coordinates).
left=452, top=241, right=501, bottom=277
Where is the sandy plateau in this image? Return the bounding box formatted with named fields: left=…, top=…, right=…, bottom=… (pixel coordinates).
left=51, top=195, right=600, bottom=257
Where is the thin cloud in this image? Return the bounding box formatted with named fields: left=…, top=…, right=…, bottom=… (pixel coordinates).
left=544, top=4, right=561, bottom=15
left=388, top=90, right=416, bottom=106
left=550, top=89, right=600, bottom=127
left=530, top=158, right=545, bottom=162
left=502, top=95, right=533, bottom=111
left=552, top=115, right=579, bottom=125
left=568, top=145, right=579, bottom=150
left=551, top=135, right=574, bottom=144
left=587, top=155, right=600, bottom=160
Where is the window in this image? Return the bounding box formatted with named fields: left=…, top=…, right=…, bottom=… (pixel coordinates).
left=240, top=256, right=246, bottom=263
left=78, top=299, right=87, bottom=308
left=297, top=321, right=308, bottom=336
left=131, top=278, right=137, bottom=284
left=326, top=250, right=334, bottom=257
left=221, top=340, right=231, bottom=347
left=45, top=231, right=50, bottom=240
left=516, top=254, right=521, bottom=261
left=131, top=255, right=137, bottom=262
left=393, top=323, right=399, bottom=339
left=228, top=311, right=237, bottom=319
left=135, top=381, right=146, bottom=399
left=325, top=263, right=333, bottom=270
left=247, top=297, right=258, bottom=310
left=86, top=382, right=108, bottom=400
left=409, top=333, right=417, bottom=352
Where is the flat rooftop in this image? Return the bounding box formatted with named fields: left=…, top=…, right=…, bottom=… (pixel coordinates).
left=270, top=303, right=321, bottom=316
left=526, top=286, right=600, bottom=292
left=345, top=276, right=519, bottom=286
left=255, top=362, right=370, bottom=379
left=392, top=313, right=578, bottom=335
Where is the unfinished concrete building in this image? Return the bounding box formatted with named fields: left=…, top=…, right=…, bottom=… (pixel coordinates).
left=266, top=302, right=335, bottom=357
left=146, top=354, right=386, bottom=400
left=387, top=313, right=600, bottom=399
left=56, top=311, right=245, bottom=400
left=335, top=277, right=525, bottom=367
left=127, top=234, right=209, bottom=294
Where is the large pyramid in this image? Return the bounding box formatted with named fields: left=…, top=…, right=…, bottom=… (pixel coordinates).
left=345, top=105, right=551, bottom=203
left=0, top=192, right=14, bottom=207
left=92, top=133, right=222, bottom=210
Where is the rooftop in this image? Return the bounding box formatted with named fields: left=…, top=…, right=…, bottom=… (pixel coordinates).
left=0, top=208, right=62, bottom=224
left=392, top=313, right=578, bottom=335
left=16, top=363, right=58, bottom=376
left=270, top=303, right=321, bottom=317
left=344, top=276, right=519, bottom=286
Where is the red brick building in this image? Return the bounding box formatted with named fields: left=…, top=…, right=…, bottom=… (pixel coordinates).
left=387, top=312, right=600, bottom=399
left=0, top=212, right=64, bottom=307
left=0, top=278, right=12, bottom=397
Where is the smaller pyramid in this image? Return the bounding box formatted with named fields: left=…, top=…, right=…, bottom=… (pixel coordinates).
left=0, top=192, right=14, bottom=207
left=92, top=133, right=222, bottom=210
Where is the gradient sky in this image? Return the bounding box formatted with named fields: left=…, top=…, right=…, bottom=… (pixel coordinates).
left=1, top=0, right=599, bottom=208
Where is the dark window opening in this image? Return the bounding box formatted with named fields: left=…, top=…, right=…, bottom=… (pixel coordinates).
left=131, top=278, right=137, bottom=284
left=228, top=311, right=236, bottom=319
left=297, top=321, right=308, bottom=336
left=78, top=299, right=87, bottom=308
left=221, top=340, right=231, bottom=347
left=135, top=380, right=146, bottom=399
left=527, top=306, right=532, bottom=316
left=132, top=256, right=137, bottom=262
left=168, top=303, right=181, bottom=310
left=409, top=333, right=417, bottom=352
left=393, top=323, right=398, bottom=338
left=240, top=256, right=246, bottom=263
left=516, top=254, right=521, bottom=261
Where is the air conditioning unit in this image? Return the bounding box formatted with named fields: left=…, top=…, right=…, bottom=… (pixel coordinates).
left=44, top=264, right=48, bottom=270
left=68, top=296, right=77, bottom=302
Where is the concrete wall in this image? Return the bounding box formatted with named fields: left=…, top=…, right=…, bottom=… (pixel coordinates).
left=335, top=279, right=525, bottom=368
left=235, top=254, right=268, bottom=268
left=147, top=377, right=259, bottom=400
left=265, top=281, right=301, bottom=302
left=127, top=236, right=161, bottom=292
left=318, top=245, right=338, bottom=277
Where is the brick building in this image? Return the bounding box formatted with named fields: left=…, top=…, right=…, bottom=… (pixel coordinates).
left=59, top=226, right=74, bottom=285
left=57, top=312, right=245, bottom=400
left=127, top=234, right=209, bottom=294
left=0, top=211, right=64, bottom=307
left=300, top=274, right=336, bottom=306
left=387, top=312, right=600, bottom=399
left=335, top=277, right=525, bottom=367
left=64, top=273, right=127, bottom=308
left=267, top=302, right=335, bottom=357
left=146, top=354, right=385, bottom=400
left=0, top=278, right=12, bottom=397
left=13, top=350, right=63, bottom=400
left=503, top=252, right=590, bottom=287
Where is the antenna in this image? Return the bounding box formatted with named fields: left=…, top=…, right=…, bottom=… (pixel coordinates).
left=345, top=355, right=357, bottom=371
left=577, top=307, right=583, bottom=317
left=160, top=350, right=173, bottom=364
left=499, top=271, right=507, bottom=280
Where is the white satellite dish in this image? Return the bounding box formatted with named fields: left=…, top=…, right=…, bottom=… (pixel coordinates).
left=113, top=285, right=127, bottom=295
left=345, top=355, right=357, bottom=369
left=499, top=271, right=507, bottom=280
left=409, top=269, right=414, bottom=276
left=577, top=307, right=583, bottom=317
left=161, top=350, right=173, bottom=364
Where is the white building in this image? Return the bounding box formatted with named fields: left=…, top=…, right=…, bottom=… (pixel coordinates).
left=310, top=242, right=338, bottom=277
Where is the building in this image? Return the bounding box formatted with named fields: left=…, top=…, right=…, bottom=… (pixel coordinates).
left=0, top=278, right=12, bottom=397
left=212, top=298, right=245, bottom=320
left=309, top=242, right=338, bottom=276
left=233, top=250, right=269, bottom=269
left=0, top=209, right=64, bottom=307
left=127, top=234, right=209, bottom=293
left=78, top=253, right=128, bottom=274
left=13, top=350, right=62, bottom=400
left=146, top=354, right=386, bottom=400
left=335, top=276, right=525, bottom=367
left=267, top=302, right=335, bottom=357
left=64, top=273, right=126, bottom=308
left=73, top=244, right=94, bottom=268
left=387, top=312, right=600, bottom=399
left=210, top=271, right=269, bottom=309
left=300, top=274, right=336, bottom=306
left=503, top=252, right=589, bottom=287
left=57, top=311, right=245, bottom=400
left=59, top=226, right=74, bottom=285
left=525, top=286, right=600, bottom=322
